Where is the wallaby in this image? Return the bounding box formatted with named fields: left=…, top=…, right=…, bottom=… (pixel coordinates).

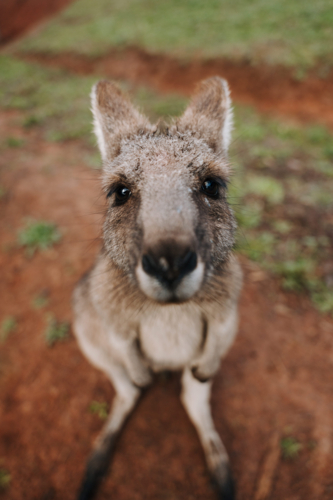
left=73, top=76, right=242, bottom=500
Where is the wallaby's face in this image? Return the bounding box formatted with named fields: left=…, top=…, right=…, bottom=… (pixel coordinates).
left=92, top=79, right=236, bottom=303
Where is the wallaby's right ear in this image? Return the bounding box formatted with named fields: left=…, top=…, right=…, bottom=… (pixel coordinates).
left=91, top=81, right=149, bottom=162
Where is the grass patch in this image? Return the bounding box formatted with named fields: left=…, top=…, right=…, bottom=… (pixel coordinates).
left=281, top=437, right=303, bottom=460
left=9, top=0, right=333, bottom=69
left=32, top=292, right=49, bottom=309
left=5, top=136, right=25, bottom=148
left=89, top=401, right=109, bottom=420
left=18, top=219, right=61, bottom=256
left=231, top=104, right=333, bottom=314
left=44, top=316, right=69, bottom=347
left=0, top=54, right=332, bottom=314
left=0, top=56, right=186, bottom=146
left=0, top=469, right=11, bottom=489
left=0, top=316, right=16, bottom=342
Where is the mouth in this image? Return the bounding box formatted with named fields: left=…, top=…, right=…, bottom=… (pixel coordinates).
left=136, top=261, right=205, bottom=304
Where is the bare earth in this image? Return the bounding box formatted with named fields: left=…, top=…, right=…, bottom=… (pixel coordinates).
left=0, top=111, right=333, bottom=500
left=1, top=3, right=333, bottom=500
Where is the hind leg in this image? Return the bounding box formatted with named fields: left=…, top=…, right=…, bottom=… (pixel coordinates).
left=181, top=367, right=235, bottom=500
left=74, top=306, right=147, bottom=500
left=77, top=354, right=141, bottom=500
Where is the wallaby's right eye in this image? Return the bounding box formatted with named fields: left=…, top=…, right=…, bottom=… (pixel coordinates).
left=113, top=185, right=131, bottom=205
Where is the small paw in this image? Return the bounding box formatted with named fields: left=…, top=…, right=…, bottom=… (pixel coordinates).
left=191, top=365, right=211, bottom=383
left=131, top=366, right=153, bottom=388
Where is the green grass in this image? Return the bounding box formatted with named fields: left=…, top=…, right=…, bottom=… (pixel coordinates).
left=230, top=104, right=333, bottom=314
left=280, top=437, right=303, bottom=460
left=0, top=469, right=11, bottom=489
left=32, top=292, right=49, bottom=309
left=0, top=316, right=16, bottom=342
left=18, top=219, right=62, bottom=256
left=0, top=55, right=186, bottom=145
left=5, top=136, right=25, bottom=148
left=44, top=316, right=69, bottom=346
left=8, top=0, right=333, bottom=70
left=89, top=401, right=109, bottom=420
left=0, top=55, right=332, bottom=314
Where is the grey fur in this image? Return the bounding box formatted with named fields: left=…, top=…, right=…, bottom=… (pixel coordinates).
left=73, top=77, right=243, bottom=500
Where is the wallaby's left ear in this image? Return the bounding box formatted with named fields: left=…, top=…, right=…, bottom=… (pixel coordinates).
left=177, top=77, right=233, bottom=155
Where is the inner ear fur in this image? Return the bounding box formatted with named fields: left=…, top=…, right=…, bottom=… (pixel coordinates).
left=177, top=77, right=233, bottom=155
left=91, top=80, right=150, bottom=161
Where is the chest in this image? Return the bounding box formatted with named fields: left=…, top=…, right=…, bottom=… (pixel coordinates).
left=139, top=305, right=203, bottom=371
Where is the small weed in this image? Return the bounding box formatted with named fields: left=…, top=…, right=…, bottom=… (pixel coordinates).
left=236, top=202, right=263, bottom=229
left=247, top=176, right=284, bottom=205
left=23, top=115, right=41, bottom=128
left=281, top=437, right=303, bottom=460
left=89, top=401, right=109, bottom=420
left=272, top=259, right=315, bottom=292
left=273, top=220, right=292, bottom=234
left=32, top=292, right=49, bottom=309
left=0, top=316, right=16, bottom=342
left=237, top=232, right=276, bottom=262
left=6, top=136, right=25, bottom=148
left=45, top=316, right=69, bottom=346
left=18, top=219, right=61, bottom=256
left=0, top=185, right=6, bottom=199
left=0, top=469, right=11, bottom=489
left=312, top=287, right=333, bottom=315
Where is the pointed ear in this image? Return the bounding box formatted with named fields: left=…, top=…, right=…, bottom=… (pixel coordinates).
left=177, top=77, right=233, bottom=154
left=91, top=80, right=150, bottom=161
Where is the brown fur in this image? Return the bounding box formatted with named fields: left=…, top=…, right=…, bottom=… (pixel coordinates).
left=73, top=77, right=242, bottom=500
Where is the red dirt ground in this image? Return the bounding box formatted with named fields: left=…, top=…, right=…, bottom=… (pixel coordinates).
left=21, top=48, right=333, bottom=131
left=1, top=110, right=333, bottom=500
left=1, top=3, right=333, bottom=500
left=2, top=0, right=333, bottom=129
left=0, top=0, right=72, bottom=44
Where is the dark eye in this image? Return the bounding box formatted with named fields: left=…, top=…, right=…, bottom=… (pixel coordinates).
left=201, top=179, right=219, bottom=198
left=108, top=185, right=131, bottom=204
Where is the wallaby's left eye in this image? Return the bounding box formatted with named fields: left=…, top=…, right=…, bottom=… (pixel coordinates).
left=110, top=185, right=131, bottom=204
left=201, top=179, right=219, bottom=198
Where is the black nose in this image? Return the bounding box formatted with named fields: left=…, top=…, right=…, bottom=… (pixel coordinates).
left=142, top=244, right=197, bottom=289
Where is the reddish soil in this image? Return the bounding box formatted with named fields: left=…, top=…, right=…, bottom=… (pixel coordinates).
left=2, top=0, right=333, bottom=129
left=1, top=3, right=333, bottom=500
left=22, top=48, right=333, bottom=130
left=0, top=0, right=72, bottom=44
left=1, top=112, right=333, bottom=500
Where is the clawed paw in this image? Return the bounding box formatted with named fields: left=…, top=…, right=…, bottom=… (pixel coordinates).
left=191, top=365, right=211, bottom=383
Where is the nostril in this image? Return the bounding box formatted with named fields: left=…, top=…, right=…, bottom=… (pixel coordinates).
left=179, top=251, right=197, bottom=276
left=142, top=248, right=197, bottom=285
left=142, top=254, right=159, bottom=276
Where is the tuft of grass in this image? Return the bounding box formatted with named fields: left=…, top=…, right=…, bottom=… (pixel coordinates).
left=18, top=219, right=61, bottom=256
left=0, top=469, right=11, bottom=489
left=271, top=259, right=315, bottom=291
left=0, top=316, right=16, bottom=342
left=89, top=401, right=109, bottom=420
left=281, top=437, right=303, bottom=460
left=8, top=0, right=333, bottom=69
left=6, top=136, right=25, bottom=148
left=246, top=175, right=285, bottom=205
left=0, top=56, right=186, bottom=146
left=32, top=292, right=49, bottom=309
left=44, top=316, right=69, bottom=347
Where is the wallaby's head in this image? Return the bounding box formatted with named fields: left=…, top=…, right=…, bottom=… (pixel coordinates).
left=92, top=77, right=236, bottom=303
